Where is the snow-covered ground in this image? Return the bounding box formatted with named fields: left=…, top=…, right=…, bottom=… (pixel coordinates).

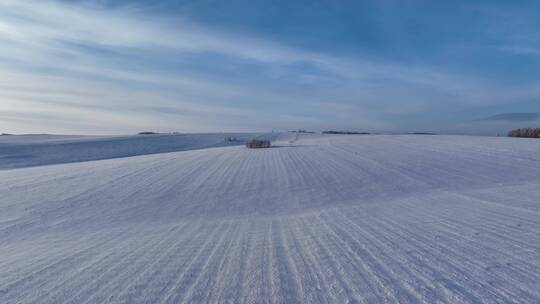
left=0, top=133, right=273, bottom=170
left=1, top=133, right=540, bottom=303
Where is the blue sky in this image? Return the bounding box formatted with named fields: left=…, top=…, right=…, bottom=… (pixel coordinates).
left=0, top=0, right=539, bottom=134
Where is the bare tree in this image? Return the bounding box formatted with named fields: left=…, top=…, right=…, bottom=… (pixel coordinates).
left=246, top=139, right=271, bottom=148
left=508, top=128, right=540, bottom=138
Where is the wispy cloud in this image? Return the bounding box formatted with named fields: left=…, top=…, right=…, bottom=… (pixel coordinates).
left=499, top=46, right=540, bottom=56
left=481, top=113, right=540, bottom=122
left=0, top=0, right=539, bottom=134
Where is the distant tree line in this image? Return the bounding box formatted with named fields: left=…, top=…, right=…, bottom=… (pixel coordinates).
left=508, top=127, right=540, bottom=138
left=322, top=131, right=370, bottom=135
left=137, top=132, right=181, bottom=135
left=288, top=130, right=316, bottom=134
left=246, top=139, right=271, bottom=148
left=138, top=132, right=159, bottom=135
left=409, top=132, right=436, bottom=135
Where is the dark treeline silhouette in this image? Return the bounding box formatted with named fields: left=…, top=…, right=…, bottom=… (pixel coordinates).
left=288, top=130, right=316, bottom=134
left=322, top=131, right=370, bottom=135
left=508, top=127, right=540, bottom=138
left=138, top=132, right=159, bottom=135
left=246, top=139, right=271, bottom=148
left=409, top=132, right=436, bottom=135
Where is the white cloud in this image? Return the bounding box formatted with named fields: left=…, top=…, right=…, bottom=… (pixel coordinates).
left=499, top=45, right=540, bottom=56
left=0, top=0, right=538, bottom=134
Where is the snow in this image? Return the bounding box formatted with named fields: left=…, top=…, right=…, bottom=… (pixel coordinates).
left=0, top=133, right=271, bottom=170
left=1, top=133, right=540, bottom=303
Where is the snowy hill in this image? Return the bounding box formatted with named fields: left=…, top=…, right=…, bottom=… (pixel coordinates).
left=0, top=133, right=275, bottom=169
left=1, top=134, right=540, bottom=303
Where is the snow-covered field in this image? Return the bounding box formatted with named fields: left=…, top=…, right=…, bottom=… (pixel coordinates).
left=0, top=133, right=270, bottom=170
left=1, top=133, right=540, bottom=303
